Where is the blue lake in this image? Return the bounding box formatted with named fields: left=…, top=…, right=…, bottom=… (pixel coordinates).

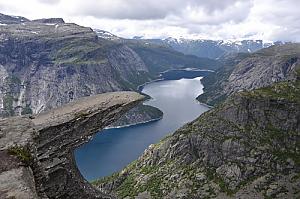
left=75, top=77, right=210, bottom=181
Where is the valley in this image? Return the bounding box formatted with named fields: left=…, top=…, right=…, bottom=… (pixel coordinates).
left=0, top=9, right=299, bottom=199
left=0, top=13, right=219, bottom=117
left=94, top=46, right=300, bottom=199
left=75, top=76, right=210, bottom=181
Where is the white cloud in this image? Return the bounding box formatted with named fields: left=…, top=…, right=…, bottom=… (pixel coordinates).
left=0, top=0, right=299, bottom=41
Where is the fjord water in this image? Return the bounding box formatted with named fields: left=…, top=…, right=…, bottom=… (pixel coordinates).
left=75, top=77, right=210, bottom=181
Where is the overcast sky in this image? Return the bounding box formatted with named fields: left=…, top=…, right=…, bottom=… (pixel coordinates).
left=0, top=0, right=299, bottom=41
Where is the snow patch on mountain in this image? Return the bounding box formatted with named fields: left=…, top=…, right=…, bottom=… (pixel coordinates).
left=94, top=29, right=120, bottom=40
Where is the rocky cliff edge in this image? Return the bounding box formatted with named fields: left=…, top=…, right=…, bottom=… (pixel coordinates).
left=0, top=91, right=144, bottom=199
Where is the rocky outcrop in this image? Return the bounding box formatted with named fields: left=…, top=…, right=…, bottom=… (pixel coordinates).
left=95, top=80, right=300, bottom=198
left=0, top=91, right=144, bottom=199
left=197, top=44, right=300, bottom=105
left=109, top=104, right=163, bottom=127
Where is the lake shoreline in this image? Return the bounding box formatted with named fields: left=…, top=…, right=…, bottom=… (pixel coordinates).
left=109, top=71, right=214, bottom=131
left=104, top=116, right=163, bottom=130
left=129, top=69, right=213, bottom=128
left=75, top=72, right=211, bottom=180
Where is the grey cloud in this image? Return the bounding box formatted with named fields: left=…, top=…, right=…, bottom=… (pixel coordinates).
left=71, top=0, right=180, bottom=20
left=270, top=28, right=300, bottom=42
left=191, top=0, right=242, bottom=12
left=255, top=0, right=300, bottom=41
left=71, top=0, right=247, bottom=20
left=38, top=0, right=61, bottom=4
left=1, top=0, right=300, bottom=41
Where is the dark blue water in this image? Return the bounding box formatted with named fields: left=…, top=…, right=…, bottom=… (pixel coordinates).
left=75, top=77, right=210, bottom=181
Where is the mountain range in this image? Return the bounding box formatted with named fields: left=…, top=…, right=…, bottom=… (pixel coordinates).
left=95, top=29, right=283, bottom=59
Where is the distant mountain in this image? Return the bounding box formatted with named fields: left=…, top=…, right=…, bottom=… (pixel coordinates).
left=168, top=38, right=264, bottom=58
left=94, top=29, right=221, bottom=74
left=0, top=13, right=29, bottom=24
left=94, top=29, right=286, bottom=60
left=141, top=37, right=272, bottom=59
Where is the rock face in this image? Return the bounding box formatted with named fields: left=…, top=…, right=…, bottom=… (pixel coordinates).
left=0, top=91, right=144, bottom=199
left=0, top=19, right=151, bottom=117
left=224, top=44, right=300, bottom=94
left=95, top=80, right=300, bottom=199
left=197, top=44, right=300, bottom=105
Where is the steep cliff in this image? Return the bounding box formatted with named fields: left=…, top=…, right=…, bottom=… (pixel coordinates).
left=197, top=44, right=300, bottom=105
left=0, top=91, right=144, bottom=199
left=0, top=19, right=151, bottom=117
left=94, top=79, right=300, bottom=199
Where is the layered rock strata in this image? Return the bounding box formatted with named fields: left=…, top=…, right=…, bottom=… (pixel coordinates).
left=0, top=91, right=143, bottom=199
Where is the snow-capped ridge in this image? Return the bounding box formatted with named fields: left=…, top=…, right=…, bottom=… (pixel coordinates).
left=94, top=29, right=120, bottom=40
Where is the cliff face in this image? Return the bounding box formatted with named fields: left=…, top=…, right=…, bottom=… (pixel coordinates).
left=95, top=80, right=300, bottom=199
left=197, top=44, right=300, bottom=105
left=0, top=91, right=144, bottom=199
left=225, top=44, right=300, bottom=94
left=0, top=19, right=151, bottom=117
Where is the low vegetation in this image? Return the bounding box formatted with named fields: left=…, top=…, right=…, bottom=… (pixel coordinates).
left=8, top=145, right=33, bottom=166
left=242, top=80, right=300, bottom=103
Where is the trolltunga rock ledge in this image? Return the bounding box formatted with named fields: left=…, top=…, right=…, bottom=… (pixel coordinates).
left=0, top=91, right=144, bottom=199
